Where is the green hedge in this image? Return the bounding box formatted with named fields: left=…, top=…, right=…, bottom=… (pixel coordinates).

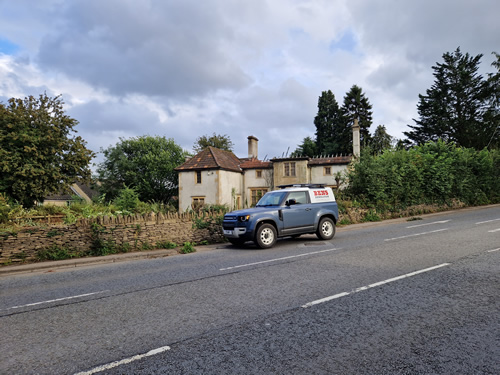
left=345, top=140, right=500, bottom=209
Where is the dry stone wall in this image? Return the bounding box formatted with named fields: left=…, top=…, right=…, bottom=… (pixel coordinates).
left=0, top=211, right=225, bottom=264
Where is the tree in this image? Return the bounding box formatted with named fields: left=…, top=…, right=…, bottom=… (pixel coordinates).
left=341, top=85, right=373, bottom=148
left=485, top=52, right=500, bottom=149
left=97, top=136, right=188, bottom=203
left=291, top=136, right=318, bottom=157
left=405, top=48, right=499, bottom=149
left=314, top=90, right=347, bottom=155
left=369, top=125, right=394, bottom=154
left=0, top=94, right=94, bottom=208
left=193, top=133, right=234, bottom=153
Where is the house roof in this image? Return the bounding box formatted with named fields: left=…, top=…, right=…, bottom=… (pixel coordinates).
left=239, top=158, right=271, bottom=170
left=44, top=183, right=99, bottom=202
left=308, top=155, right=352, bottom=166
left=175, top=146, right=242, bottom=173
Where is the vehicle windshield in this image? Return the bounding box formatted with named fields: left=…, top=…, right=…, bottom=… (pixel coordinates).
left=256, top=191, right=287, bottom=207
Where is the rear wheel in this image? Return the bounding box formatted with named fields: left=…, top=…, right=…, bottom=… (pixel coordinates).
left=255, top=223, right=277, bottom=248
left=316, top=217, right=335, bottom=240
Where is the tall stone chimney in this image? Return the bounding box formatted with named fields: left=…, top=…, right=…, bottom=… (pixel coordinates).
left=248, top=135, right=258, bottom=159
left=352, top=118, right=360, bottom=158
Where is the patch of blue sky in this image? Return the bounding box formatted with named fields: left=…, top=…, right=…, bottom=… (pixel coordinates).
left=0, top=38, right=19, bottom=55
left=329, top=30, right=357, bottom=53
left=288, top=27, right=309, bottom=40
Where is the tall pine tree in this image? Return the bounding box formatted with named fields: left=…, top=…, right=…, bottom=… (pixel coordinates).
left=341, top=85, right=373, bottom=148
left=314, top=90, right=347, bottom=155
left=405, top=48, right=498, bottom=149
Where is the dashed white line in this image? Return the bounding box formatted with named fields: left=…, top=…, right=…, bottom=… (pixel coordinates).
left=219, top=248, right=340, bottom=271
left=488, top=228, right=500, bottom=233
left=385, top=228, right=449, bottom=241
left=487, top=248, right=500, bottom=253
left=302, top=263, right=450, bottom=308
left=476, top=218, right=500, bottom=225
left=406, top=220, right=450, bottom=228
left=73, top=346, right=171, bottom=375
left=4, top=291, right=109, bottom=311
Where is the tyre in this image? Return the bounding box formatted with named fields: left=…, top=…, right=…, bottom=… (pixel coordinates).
left=316, top=217, right=335, bottom=240
left=228, top=238, right=246, bottom=246
left=255, top=223, right=277, bottom=249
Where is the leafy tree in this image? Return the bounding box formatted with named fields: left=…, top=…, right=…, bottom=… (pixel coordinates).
left=341, top=85, right=373, bottom=147
left=97, top=135, right=187, bottom=203
left=369, top=125, right=394, bottom=154
left=0, top=94, right=94, bottom=208
left=291, top=136, right=318, bottom=157
left=193, top=133, right=234, bottom=153
left=405, top=48, right=499, bottom=149
left=314, top=90, right=348, bottom=155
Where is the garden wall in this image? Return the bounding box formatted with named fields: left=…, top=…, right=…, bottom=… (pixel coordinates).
left=0, top=211, right=224, bottom=264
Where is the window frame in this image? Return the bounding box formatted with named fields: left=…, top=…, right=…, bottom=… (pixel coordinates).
left=195, top=171, right=202, bottom=184
left=284, top=162, right=296, bottom=177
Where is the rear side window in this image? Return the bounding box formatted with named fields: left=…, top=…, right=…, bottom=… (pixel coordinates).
left=286, top=191, right=308, bottom=204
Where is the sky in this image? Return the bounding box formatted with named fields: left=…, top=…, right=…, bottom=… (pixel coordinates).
left=1, top=0, right=499, bottom=168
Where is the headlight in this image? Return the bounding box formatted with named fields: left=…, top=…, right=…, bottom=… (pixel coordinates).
left=238, top=215, right=250, bottom=222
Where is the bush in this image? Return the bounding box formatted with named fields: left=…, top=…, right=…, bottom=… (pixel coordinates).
left=114, top=187, right=140, bottom=212
left=180, top=242, right=196, bottom=254
left=345, top=141, right=500, bottom=209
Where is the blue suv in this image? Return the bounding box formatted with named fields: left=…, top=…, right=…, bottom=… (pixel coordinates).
left=222, top=184, right=339, bottom=248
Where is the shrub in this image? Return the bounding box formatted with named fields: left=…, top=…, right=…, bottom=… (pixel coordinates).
left=180, top=242, right=196, bottom=254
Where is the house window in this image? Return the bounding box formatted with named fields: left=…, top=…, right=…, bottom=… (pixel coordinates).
left=195, top=171, right=202, bottom=184
left=191, top=196, right=205, bottom=210
left=256, top=170, right=262, bottom=178
left=284, top=162, right=296, bottom=177
left=324, top=166, right=332, bottom=175
left=250, top=188, right=268, bottom=206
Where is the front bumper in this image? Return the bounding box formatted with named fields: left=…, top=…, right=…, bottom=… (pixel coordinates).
left=223, top=227, right=248, bottom=238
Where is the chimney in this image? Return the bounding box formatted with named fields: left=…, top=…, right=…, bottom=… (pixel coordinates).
left=352, top=118, right=360, bottom=158
left=248, top=135, right=258, bottom=159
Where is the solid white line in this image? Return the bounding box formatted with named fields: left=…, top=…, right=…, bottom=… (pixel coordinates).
left=302, top=263, right=450, bottom=308
left=219, top=248, right=340, bottom=271
left=476, top=218, right=500, bottom=225
left=406, top=220, right=450, bottom=228
left=487, top=248, right=500, bottom=253
left=488, top=228, right=500, bottom=233
left=385, top=228, right=449, bottom=241
left=73, top=346, right=171, bottom=375
left=5, top=291, right=109, bottom=311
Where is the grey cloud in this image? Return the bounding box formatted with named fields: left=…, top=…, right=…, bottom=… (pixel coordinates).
left=36, top=0, right=251, bottom=98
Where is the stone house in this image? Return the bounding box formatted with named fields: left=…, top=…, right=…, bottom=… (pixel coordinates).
left=176, top=125, right=360, bottom=212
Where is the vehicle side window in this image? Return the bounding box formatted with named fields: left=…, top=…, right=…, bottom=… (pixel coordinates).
left=287, top=191, right=308, bottom=204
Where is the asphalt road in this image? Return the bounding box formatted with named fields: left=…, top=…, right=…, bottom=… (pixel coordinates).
left=1, top=205, right=499, bottom=374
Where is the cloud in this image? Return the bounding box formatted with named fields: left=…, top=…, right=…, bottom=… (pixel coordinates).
left=0, top=0, right=499, bottom=165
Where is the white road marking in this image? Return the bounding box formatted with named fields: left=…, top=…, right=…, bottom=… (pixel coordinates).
left=476, top=218, right=500, bottom=225
left=488, top=228, right=500, bottom=233
left=385, top=228, right=449, bottom=241
left=406, top=220, right=450, bottom=228
left=487, top=248, right=500, bottom=252
left=4, top=291, right=109, bottom=311
left=73, top=346, right=171, bottom=375
left=302, top=263, right=450, bottom=308
left=219, top=248, right=340, bottom=271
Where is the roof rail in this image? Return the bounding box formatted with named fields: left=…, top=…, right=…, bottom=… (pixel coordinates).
left=277, top=183, right=326, bottom=189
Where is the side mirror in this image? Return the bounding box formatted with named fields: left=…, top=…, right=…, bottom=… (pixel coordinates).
left=286, top=199, right=297, bottom=206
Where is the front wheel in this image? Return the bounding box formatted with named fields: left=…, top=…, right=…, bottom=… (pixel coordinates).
left=316, top=217, right=335, bottom=240
left=255, top=223, right=277, bottom=249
